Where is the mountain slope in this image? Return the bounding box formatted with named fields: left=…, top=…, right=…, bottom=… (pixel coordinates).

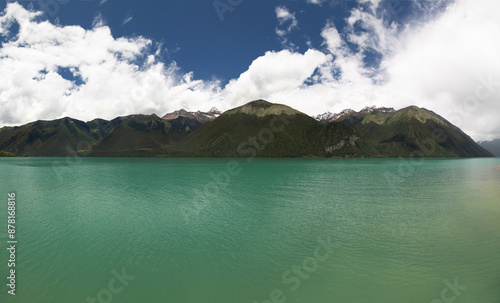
left=172, top=100, right=369, bottom=157
left=89, top=114, right=174, bottom=157
left=0, top=117, right=95, bottom=156
left=0, top=114, right=196, bottom=157
left=478, top=139, right=500, bottom=157
left=171, top=100, right=322, bottom=157
left=162, top=107, right=221, bottom=124
left=316, top=106, right=395, bottom=124
left=337, top=106, right=493, bottom=157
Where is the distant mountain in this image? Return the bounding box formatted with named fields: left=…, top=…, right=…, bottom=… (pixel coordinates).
left=88, top=114, right=192, bottom=157
left=0, top=100, right=493, bottom=158
left=478, top=139, right=500, bottom=157
left=162, top=107, right=221, bottom=124
left=315, top=106, right=396, bottom=124
left=0, top=114, right=196, bottom=157
left=0, top=117, right=97, bottom=157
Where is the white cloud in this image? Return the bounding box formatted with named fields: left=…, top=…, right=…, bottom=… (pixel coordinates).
left=379, top=0, right=500, bottom=140
left=221, top=49, right=330, bottom=108
left=306, top=0, right=324, bottom=5
left=0, top=3, right=220, bottom=124
left=358, top=0, right=382, bottom=12
left=345, top=6, right=398, bottom=55
left=275, top=6, right=299, bottom=49
left=122, top=14, right=133, bottom=25
left=92, top=12, right=106, bottom=28
left=275, top=6, right=298, bottom=36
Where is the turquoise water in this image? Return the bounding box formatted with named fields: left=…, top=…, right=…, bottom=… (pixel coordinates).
left=0, top=158, right=499, bottom=303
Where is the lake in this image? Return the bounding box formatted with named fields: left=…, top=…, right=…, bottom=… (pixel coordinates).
left=0, top=157, right=499, bottom=303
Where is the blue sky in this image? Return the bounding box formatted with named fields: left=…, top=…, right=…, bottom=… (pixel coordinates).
left=4, top=0, right=357, bottom=80
left=0, top=0, right=499, bottom=140
left=0, top=0, right=438, bottom=82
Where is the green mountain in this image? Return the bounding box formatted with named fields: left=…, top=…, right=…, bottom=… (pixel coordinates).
left=334, top=106, right=493, bottom=157
left=172, top=100, right=377, bottom=157
left=173, top=100, right=320, bottom=157
left=0, top=114, right=200, bottom=157
left=0, top=100, right=493, bottom=158
left=0, top=117, right=95, bottom=156
left=89, top=114, right=197, bottom=157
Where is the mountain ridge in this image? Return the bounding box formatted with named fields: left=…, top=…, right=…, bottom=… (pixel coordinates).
left=314, top=106, right=396, bottom=123
left=162, top=107, right=221, bottom=124
left=478, top=139, right=500, bottom=157
left=0, top=100, right=493, bottom=158
left=222, top=100, right=304, bottom=117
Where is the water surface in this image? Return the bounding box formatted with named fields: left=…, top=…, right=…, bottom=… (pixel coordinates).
left=0, top=158, right=499, bottom=302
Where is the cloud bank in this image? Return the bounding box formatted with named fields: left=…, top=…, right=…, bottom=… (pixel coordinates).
left=0, top=1, right=499, bottom=140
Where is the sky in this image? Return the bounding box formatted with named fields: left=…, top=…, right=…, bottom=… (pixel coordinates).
left=0, top=0, right=499, bottom=141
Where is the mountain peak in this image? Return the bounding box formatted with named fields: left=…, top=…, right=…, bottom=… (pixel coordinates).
left=246, top=99, right=273, bottom=107
left=208, top=107, right=221, bottom=114
left=162, top=108, right=220, bottom=123
left=315, top=106, right=395, bottom=123
left=395, top=105, right=449, bottom=126
left=224, top=100, right=303, bottom=117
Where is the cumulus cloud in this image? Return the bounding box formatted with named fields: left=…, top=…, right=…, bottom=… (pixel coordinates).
left=221, top=49, right=330, bottom=108
left=0, top=1, right=500, bottom=141
left=345, top=4, right=398, bottom=55
left=380, top=0, right=500, bottom=140
left=0, top=3, right=220, bottom=124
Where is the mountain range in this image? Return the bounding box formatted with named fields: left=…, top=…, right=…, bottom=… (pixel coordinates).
left=0, top=100, right=494, bottom=158
left=161, top=107, right=221, bottom=124
left=478, top=139, right=500, bottom=157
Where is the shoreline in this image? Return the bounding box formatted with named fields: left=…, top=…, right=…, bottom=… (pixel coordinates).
left=1, top=156, right=498, bottom=160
